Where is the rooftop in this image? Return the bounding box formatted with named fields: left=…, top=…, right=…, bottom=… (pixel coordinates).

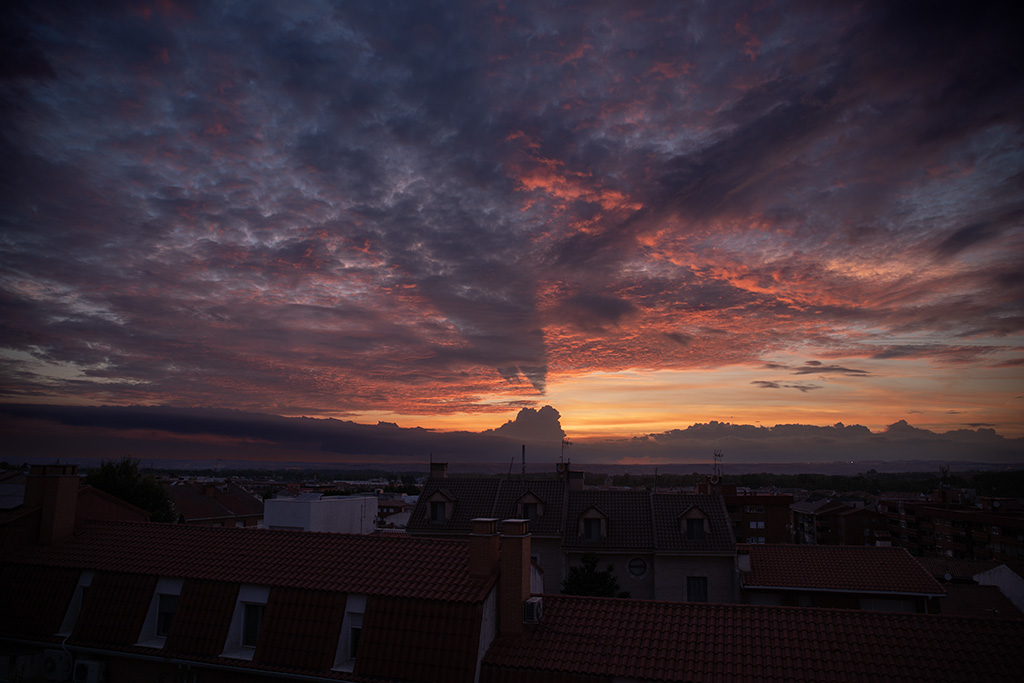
left=739, top=544, right=946, bottom=596
left=9, top=520, right=494, bottom=602
left=481, top=595, right=1024, bottom=682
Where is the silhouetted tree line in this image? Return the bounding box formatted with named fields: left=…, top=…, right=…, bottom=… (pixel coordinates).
left=591, top=470, right=1024, bottom=498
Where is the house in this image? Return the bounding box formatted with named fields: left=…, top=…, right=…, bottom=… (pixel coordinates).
left=408, top=462, right=736, bottom=599
left=0, top=464, right=149, bottom=559
left=0, top=464, right=538, bottom=683
left=738, top=544, right=946, bottom=612
left=263, top=493, right=376, bottom=533
left=164, top=479, right=264, bottom=527
left=791, top=497, right=887, bottom=546
left=3, top=463, right=1024, bottom=683
left=705, top=483, right=793, bottom=544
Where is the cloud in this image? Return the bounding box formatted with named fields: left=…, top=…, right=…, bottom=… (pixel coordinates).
left=793, top=363, right=869, bottom=376
left=751, top=380, right=821, bottom=393
left=3, top=404, right=1020, bottom=468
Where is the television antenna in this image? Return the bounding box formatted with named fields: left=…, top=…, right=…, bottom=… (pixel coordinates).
left=710, top=449, right=724, bottom=485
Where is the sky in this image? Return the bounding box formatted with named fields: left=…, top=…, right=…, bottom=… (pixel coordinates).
left=2, top=1, right=1023, bottom=466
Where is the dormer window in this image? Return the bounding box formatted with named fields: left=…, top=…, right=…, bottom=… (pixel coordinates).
left=517, top=493, right=544, bottom=524
left=222, top=585, right=270, bottom=661
left=681, top=507, right=709, bottom=541
left=242, top=603, right=265, bottom=647
left=579, top=507, right=606, bottom=541
left=136, top=577, right=184, bottom=649
left=426, top=491, right=453, bottom=524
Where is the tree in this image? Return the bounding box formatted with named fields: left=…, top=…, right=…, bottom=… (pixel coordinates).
left=561, top=552, right=630, bottom=598
left=85, top=457, right=176, bottom=523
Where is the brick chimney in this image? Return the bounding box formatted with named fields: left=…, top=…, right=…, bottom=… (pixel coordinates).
left=499, top=519, right=531, bottom=636
left=429, top=462, right=448, bottom=479
left=469, top=518, right=500, bottom=580
left=23, top=463, right=79, bottom=545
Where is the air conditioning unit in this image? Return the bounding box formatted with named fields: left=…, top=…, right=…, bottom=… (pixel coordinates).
left=43, top=649, right=71, bottom=681
left=72, top=660, right=104, bottom=683
left=523, top=596, right=543, bottom=623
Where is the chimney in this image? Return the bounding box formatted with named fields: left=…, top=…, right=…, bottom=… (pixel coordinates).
left=567, top=470, right=584, bottom=491
left=23, top=463, right=79, bottom=545
left=469, top=518, right=500, bottom=580
left=499, top=519, right=531, bottom=636
left=430, top=462, right=448, bottom=479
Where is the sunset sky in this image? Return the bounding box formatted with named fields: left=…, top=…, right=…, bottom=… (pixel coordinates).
left=2, top=1, right=1022, bottom=464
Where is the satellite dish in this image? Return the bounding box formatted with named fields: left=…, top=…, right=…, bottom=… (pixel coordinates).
left=944, top=572, right=953, bottom=582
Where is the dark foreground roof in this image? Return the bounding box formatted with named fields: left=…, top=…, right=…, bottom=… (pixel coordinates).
left=739, top=544, right=946, bottom=595
left=481, top=595, right=1024, bottom=683
left=8, top=520, right=493, bottom=602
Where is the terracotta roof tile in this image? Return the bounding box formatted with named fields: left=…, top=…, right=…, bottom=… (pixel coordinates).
left=739, top=544, right=946, bottom=595
left=255, top=586, right=346, bottom=669
left=482, top=595, right=1024, bottom=682
left=356, top=594, right=483, bottom=683
left=163, top=579, right=239, bottom=656
left=72, top=571, right=156, bottom=646
left=10, top=520, right=494, bottom=602
left=0, top=563, right=79, bottom=638
left=165, top=481, right=263, bottom=521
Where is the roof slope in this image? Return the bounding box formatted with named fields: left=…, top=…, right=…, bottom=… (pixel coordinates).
left=481, top=595, right=1024, bottom=682
left=652, top=493, right=736, bottom=552
left=165, top=481, right=264, bottom=521
left=407, top=478, right=501, bottom=534
left=940, top=584, right=1024, bottom=620
left=493, top=479, right=566, bottom=536
left=739, top=544, right=946, bottom=595
left=563, top=490, right=652, bottom=549
left=9, top=520, right=494, bottom=602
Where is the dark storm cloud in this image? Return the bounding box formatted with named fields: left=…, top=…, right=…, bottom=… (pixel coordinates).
left=3, top=404, right=1020, bottom=466
left=0, top=0, right=1021, bottom=430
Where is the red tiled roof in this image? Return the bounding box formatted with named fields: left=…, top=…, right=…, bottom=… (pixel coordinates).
left=739, top=544, right=946, bottom=595
left=0, top=563, right=79, bottom=638
left=73, top=571, right=156, bottom=646
left=481, top=595, right=1024, bottom=682
left=255, top=586, right=347, bottom=669
left=163, top=579, right=239, bottom=656
left=9, top=520, right=494, bottom=602
left=356, top=595, right=483, bottom=683
left=940, top=584, right=1024, bottom=620
left=165, top=481, right=263, bottom=521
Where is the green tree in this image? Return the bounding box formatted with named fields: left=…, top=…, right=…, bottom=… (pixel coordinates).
left=85, top=457, right=176, bottom=523
left=561, top=552, right=630, bottom=598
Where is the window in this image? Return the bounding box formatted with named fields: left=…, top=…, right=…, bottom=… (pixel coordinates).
left=584, top=518, right=602, bottom=541
left=350, top=625, right=361, bottom=658
left=744, top=505, right=765, bottom=514
left=242, top=603, right=265, bottom=647
left=430, top=501, right=446, bottom=524
left=628, top=557, right=648, bottom=578
left=333, top=594, right=367, bottom=672
left=687, top=576, right=708, bottom=602
left=751, top=537, right=766, bottom=544
left=521, top=502, right=538, bottom=522
left=749, top=521, right=765, bottom=529
left=156, top=594, right=178, bottom=637
left=687, top=518, right=706, bottom=541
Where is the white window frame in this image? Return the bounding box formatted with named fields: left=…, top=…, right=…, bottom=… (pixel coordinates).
left=136, top=577, right=184, bottom=648
left=221, top=585, right=271, bottom=661
left=57, top=570, right=94, bottom=636
left=332, top=594, right=367, bottom=672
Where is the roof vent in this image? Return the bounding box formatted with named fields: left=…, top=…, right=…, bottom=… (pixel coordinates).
left=523, top=596, right=543, bottom=623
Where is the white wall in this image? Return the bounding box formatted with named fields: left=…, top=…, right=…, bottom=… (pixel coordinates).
left=975, top=564, right=1024, bottom=613
left=265, top=495, right=377, bottom=534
